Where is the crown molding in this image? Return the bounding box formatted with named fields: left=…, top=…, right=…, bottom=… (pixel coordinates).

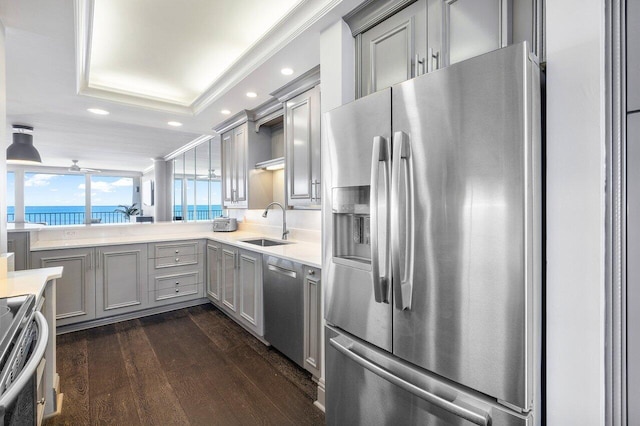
left=163, top=134, right=213, bottom=161
left=270, top=65, right=320, bottom=102
left=212, top=110, right=254, bottom=135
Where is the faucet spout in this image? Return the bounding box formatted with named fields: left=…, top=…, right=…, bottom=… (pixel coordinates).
left=262, top=202, right=289, bottom=240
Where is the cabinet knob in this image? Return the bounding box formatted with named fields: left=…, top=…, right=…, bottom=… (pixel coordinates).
left=175, top=258, right=180, bottom=262
left=175, top=250, right=180, bottom=254
left=175, top=282, right=179, bottom=286
left=175, top=288, right=180, bottom=293
left=308, top=270, right=314, bottom=275
left=38, top=398, right=45, bottom=405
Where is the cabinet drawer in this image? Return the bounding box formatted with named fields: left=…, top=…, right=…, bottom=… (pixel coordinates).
left=154, top=254, right=199, bottom=269
left=153, top=283, right=200, bottom=302
left=151, top=241, right=199, bottom=259
left=152, top=271, right=200, bottom=291
left=148, top=261, right=203, bottom=278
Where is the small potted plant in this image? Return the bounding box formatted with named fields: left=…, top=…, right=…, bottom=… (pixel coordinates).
left=114, top=203, right=139, bottom=222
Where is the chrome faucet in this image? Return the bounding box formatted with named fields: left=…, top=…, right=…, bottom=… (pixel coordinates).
left=262, top=202, right=289, bottom=240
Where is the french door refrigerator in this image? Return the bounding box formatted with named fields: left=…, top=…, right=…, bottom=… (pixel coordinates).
left=322, top=42, right=541, bottom=425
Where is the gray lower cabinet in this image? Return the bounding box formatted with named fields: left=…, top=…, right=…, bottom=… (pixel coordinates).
left=238, top=248, right=263, bottom=336
left=95, top=244, right=148, bottom=318
left=31, top=247, right=96, bottom=326
left=7, top=231, right=30, bottom=271
left=212, top=242, right=264, bottom=337
left=221, top=245, right=238, bottom=312
left=148, top=240, right=205, bottom=306
left=303, top=265, right=322, bottom=377
left=206, top=241, right=222, bottom=304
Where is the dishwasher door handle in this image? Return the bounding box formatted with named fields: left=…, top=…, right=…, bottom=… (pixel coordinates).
left=267, top=264, right=297, bottom=279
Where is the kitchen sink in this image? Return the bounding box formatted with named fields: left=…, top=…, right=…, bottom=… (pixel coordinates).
left=241, top=238, right=292, bottom=247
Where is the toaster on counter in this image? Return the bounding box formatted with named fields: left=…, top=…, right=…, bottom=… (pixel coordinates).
left=213, top=217, right=237, bottom=232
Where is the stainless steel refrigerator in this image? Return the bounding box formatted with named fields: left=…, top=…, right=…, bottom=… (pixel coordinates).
left=322, top=42, right=542, bottom=425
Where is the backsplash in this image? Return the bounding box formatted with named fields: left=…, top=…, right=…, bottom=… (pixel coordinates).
left=226, top=209, right=321, bottom=242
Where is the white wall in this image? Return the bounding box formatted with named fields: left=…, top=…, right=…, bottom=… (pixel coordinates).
left=546, top=1, right=605, bottom=424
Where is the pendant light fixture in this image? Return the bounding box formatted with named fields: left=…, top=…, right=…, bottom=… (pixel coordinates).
left=7, top=125, right=42, bottom=164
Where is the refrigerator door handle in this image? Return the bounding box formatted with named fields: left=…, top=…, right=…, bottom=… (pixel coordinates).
left=370, top=136, right=390, bottom=303
left=391, top=131, right=414, bottom=310
left=329, top=335, right=491, bottom=426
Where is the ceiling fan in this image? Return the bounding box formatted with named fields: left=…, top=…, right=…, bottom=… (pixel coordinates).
left=68, top=159, right=101, bottom=173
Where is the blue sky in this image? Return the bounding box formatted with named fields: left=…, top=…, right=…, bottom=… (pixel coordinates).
left=9, top=173, right=134, bottom=207
left=8, top=172, right=223, bottom=207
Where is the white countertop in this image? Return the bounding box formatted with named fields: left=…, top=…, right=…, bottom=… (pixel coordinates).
left=30, top=231, right=322, bottom=268
left=0, top=267, right=63, bottom=299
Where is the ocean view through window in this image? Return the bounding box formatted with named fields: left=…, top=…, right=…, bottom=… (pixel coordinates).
left=8, top=172, right=137, bottom=226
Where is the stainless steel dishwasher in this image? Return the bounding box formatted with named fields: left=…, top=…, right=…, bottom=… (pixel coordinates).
left=263, top=255, right=304, bottom=367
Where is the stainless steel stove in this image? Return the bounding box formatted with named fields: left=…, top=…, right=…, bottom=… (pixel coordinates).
left=0, top=294, right=48, bottom=425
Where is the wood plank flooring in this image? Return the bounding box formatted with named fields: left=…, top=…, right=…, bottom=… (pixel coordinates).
left=46, top=304, right=325, bottom=426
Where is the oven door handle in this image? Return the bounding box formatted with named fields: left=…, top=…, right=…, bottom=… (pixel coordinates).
left=0, top=311, right=48, bottom=407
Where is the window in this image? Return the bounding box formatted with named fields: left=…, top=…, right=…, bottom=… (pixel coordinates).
left=24, top=173, right=85, bottom=225
left=7, top=172, right=14, bottom=223
left=90, top=176, right=134, bottom=224
left=172, top=138, right=222, bottom=221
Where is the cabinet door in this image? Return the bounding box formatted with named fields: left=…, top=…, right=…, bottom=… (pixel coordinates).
left=206, top=242, right=221, bottom=304
left=428, top=0, right=507, bottom=68
left=238, top=249, right=263, bottom=335
left=7, top=232, right=29, bottom=271
left=629, top=0, right=640, bottom=112
left=31, top=248, right=96, bottom=326
left=303, top=266, right=321, bottom=377
left=95, top=244, right=148, bottom=318
left=221, top=246, right=237, bottom=312
left=234, top=124, right=248, bottom=204
left=222, top=131, right=235, bottom=206
left=286, top=85, right=321, bottom=208
left=359, top=0, right=427, bottom=97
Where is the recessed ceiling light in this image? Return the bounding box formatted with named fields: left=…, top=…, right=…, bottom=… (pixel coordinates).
left=168, top=121, right=183, bottom=127
left=281, top=68, right=294, bottom=76
left=246, top=92, right=257, bottom=98
left=221, top=109, right=231, bottom=115
left=88, top=108, right=109, bottom=115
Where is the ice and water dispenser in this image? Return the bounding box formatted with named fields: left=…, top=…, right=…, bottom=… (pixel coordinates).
left=332, top=186, right=371, bottom=266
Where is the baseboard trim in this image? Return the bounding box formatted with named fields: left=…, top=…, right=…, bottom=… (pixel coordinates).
left=314, top=378, right=325, bottom=412
left=56, top=298, right=210, bottom=334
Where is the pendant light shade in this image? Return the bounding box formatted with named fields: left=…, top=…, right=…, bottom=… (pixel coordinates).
left=7, top=125, right=41, bottom=164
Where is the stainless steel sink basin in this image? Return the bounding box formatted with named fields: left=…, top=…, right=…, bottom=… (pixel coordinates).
left=241, top=238, right=292, bottom=247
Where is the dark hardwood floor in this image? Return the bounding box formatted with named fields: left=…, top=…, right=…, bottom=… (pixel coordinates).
left=45, top=304, right=325, bottom=426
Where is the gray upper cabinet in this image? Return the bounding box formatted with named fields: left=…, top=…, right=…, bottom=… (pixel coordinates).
left=285, top=85, right=321, bottom=209
left=350, top=0, right=543, bottom=97
left=216, top=114, right=272, bottom=209
left=428, top=0, right=506, bottom=68
left=359, top=0, right=427, bottom=96
left=628, top=0, right=640, bottom=112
